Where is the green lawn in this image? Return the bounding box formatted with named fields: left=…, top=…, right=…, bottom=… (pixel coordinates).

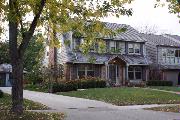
left=0, top=94, right=64, bottom=120
left=0, top=111, right=64, bottom=120
left=59, top=87, right=180, bottom=106
left=145, top=105, right=180, bottom=113
left=149, top=86, right=180, bottom=92
left=0, top=93, right=49, bottom=110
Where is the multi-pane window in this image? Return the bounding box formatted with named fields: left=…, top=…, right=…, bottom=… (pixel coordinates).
left=78, top=65, right=94, bottom=79
left=109, top=41, right=125, bottom=53
left=128, top=66, right=142, bottom=80
left=110, top=41, right=116, bottom=52
left=128, top=43, right=141, bottom=54
left=116, top=42, right=125, bottom=53
left=73, top=38, right=81, bottom=50
left=162, top=48, right=180, bottom=64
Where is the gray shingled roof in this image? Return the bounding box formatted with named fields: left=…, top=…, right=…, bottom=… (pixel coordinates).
left=57, top=22, right=149, bottom=65
left=166, top=34, right=180, bottom=41
left=68, top=52, right=149, bottom=65
left=0, top=64, right=12, bottom=73
left=142, top=34, right=180, bottom=47
left=104, top=22, right=146, bottom=42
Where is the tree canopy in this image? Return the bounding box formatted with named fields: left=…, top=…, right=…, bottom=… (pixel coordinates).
left=0, top=0, right=135, bottom=114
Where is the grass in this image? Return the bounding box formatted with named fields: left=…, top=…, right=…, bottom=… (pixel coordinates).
left=0, top=93, right=49, bottom=110
left=149, top=86, right=180, bottom=92
left=0, top=111, right=64, bottom=120
left=0, top=93, right=64, bottom=120
left=24, top=84, right=49, bottom=92
left=59, top=87, right=180, bottom=106
left=145, top=105, right=180, bottom=113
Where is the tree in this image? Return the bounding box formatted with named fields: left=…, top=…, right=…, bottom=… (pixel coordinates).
left=0, top=0, right=133, bottom=114
left=136, top=25, right=158, bottom=34
left=156, top=0, right=180, bottom=15
left=0, top=41, right=10, bottom=64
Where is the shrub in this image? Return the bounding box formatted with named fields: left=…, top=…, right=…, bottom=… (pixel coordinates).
left=52, top=82, right=77, bottom=93
left=127, top=81, right=146, bottom=87
left=76, top=77, right=106, bottom=89
left=52, top=77, right=106, bottom=93
left=147, top=80, right=173, bottom=86
left=0, top=90, right=4, bottom=98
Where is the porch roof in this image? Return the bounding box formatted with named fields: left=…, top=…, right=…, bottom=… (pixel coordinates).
left=160, top=64, right=180, bottom=70
left=0, top=64, right=12, bottom=73
left=70, top=52, right=150, bottom=65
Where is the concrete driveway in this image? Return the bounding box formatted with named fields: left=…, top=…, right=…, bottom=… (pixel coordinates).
left=1, top=87, right=180, bottom=120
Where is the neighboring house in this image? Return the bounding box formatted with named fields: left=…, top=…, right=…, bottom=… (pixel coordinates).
left=143, top=34, right=180, bottom=85
left=0, top=64, right=12, bottom=87
left=48, top=22, right=150, bottom=85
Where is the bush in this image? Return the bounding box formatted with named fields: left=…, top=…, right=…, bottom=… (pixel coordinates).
left=52, top=82, right=77, bottom=93
left=77, top=77, right=106, bottom=89
left=127, top=81, right=146, bottom=87
left=52, top=77, right=106, bottom=93
left=0, top=90, right=4, bottom=98
left=24, top=84, right=49, bottom=92
left=147, top=80, right=173, bottom=86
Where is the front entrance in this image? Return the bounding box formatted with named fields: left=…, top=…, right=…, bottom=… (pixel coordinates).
left=109, top=64, right=119, bottom=84
left=178, top=72, right=180, bottom=85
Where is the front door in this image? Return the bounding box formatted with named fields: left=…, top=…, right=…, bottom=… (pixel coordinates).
left=178, top=72, right=180, bottom=85
left=109, top=65, right=119, bottom=84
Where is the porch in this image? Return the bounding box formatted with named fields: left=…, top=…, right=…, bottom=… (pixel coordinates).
left=102, top=56, right=149, bottom=86
left=63, top=56, right=149, bottom=86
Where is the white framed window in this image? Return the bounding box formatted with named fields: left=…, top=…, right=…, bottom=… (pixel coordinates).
left=116, top=42, right=125, bottom=54
left=78, top=65, right=94, bottom=79
left=110, top=41, right=116, bottom=52
left=128, top=66, right=142, bottom=80
left=73, top=38, right=82, bottom=50
left=161, top=48, right=180, bottom=64
left=128, top=43, right=140, bottom=54
left=109, top=41, right=125, bottom=54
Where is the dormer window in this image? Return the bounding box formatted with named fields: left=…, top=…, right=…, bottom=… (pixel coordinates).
left=128, top=43, right=140, bottom=54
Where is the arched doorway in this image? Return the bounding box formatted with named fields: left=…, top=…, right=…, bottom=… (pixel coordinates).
left=108, top=56, right=126, bottom=85
left=178, top=72, right=180, bottom=85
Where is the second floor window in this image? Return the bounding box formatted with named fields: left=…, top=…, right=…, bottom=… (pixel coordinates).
left=162, top=48, right=180, bottom=64
left=109, top=41, right=125, bottom=53
left=128, top=43, right=140, bottom=54
left=110, top=41, right=116, bottom=52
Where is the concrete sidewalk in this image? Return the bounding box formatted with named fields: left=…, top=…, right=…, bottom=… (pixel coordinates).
left=1, top=87, right=180, bottom=120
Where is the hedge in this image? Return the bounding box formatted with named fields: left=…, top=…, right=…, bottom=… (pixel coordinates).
left=0, top=90, right=3, bottom=98
left=146, top=80, right=173, bottom=86
left=52, top=77, right=106, bottom=93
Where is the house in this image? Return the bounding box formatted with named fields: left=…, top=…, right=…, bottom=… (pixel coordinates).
left=143, top=34, right=180, bottom=85
left=0, top=64, right=12, bottom=87
left=48, top=22, right=150, bottom=85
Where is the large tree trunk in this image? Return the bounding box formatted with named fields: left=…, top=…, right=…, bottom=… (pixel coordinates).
left=11, top=59, right=24, bottom=114
left=9, top=0, right=24, bottom=114
left=8, top=0, right=46, bottom=114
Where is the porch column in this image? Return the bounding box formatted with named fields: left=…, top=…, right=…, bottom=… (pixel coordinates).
left=115, top=65, right=119, bottom=85
left=5, top=73, right=10, bottom=86
left=105, top=63, right=109, bottom=85
left=125, top=64, right=129, bottom=85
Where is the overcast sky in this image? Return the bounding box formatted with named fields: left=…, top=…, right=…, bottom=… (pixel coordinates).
left=102, top=0, right=180, bottom=35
